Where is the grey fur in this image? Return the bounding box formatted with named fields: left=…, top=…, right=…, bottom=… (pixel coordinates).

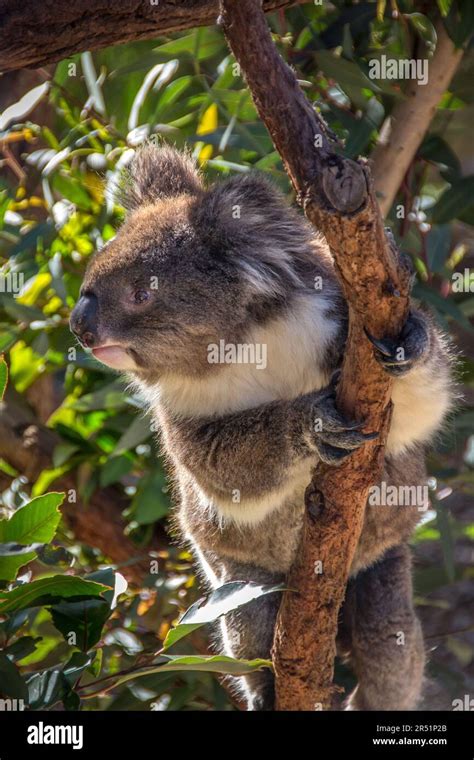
left=71, top=144, right=455, bottom=711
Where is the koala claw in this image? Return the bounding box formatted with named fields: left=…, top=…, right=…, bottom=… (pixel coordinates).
left=364, top=311, right=429, bottom=377
left=309, top=391, right=378, bottom=465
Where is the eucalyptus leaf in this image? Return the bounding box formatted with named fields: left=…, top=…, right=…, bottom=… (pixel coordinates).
left=0, top=355, right=7, bottom=399
left=0, top=83, right=50, bottom=131
left=0, top=653, right=28, bottom=700
left=0, top=576, right=110, bottom=614
left=0, top=492, right=64, bottom=545
left=429, top=176, right=474, bottom=224
left=163, top=581, right=284, bottom=650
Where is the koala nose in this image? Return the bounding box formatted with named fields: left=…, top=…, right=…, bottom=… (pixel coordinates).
left=70, top=292, right=99, bottom=347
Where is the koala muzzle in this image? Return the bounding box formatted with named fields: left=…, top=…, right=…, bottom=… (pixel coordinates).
left=70, top=292, right=99, bottom=348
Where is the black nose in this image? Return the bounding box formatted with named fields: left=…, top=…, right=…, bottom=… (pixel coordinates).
left=70, top=292, right=99, bottom=347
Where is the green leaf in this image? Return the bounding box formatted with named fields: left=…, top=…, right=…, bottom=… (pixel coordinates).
left=0, top=653, right=28, bottom=700
left=0, top=609, right=29, bottom=640
left=0, top=355, right=7, bottom=399
left=63, top=650, right=94, bottom=686
left=426, top=225, right=451, bottom=273
left=31, top=465, right=72, bottom=497
left=0, top=327, right=18, bottom=354
left=0, top=82, right=49, bottom=131
left=94, top=655, right=273, bottom=694
left=429, top=176, right=474, bottom=224
left=130, top=469, right=169, bottom=525
left=0, top=458, right=18, bottom=477
left=0, top=492, right=64, bottom=545
left=156, top=654, right=272, bottom=674
left=52, top=174, right=94, bottom=209
left=153, top=29, right=225, bottom=62
left=115, top=414, right=152, bottom=454
left=0, top=552, right=38, bottom=584
left=36, top=544, right=73, bottom=567
left=50, top=568, right=122, bottom=650
left=153, top=75, right=193, bottom=117
left=444, top=0, right=474, bottom=46
left=404, top=14, right=437, bottom=51
left=418, top=135, right=460, bottom=183
left=163, top=581, right=284, bottom=650
left=0, top=542, right=42, bottom=557
left=26, top=665, right=79, bottom=711
left=51, top=598, right=111, bottom=651
left=314, top=50, right=380, bottom=94
left=0, top=576, right=110, bottom=614
left=413, top=283, right=474, bottom=332
left=0, top=539, right=41, bottom=581
left=434, top=496, right=455, bottom=582
left=69, top=380, right=127, bottom=412
left=0, top=492, right=64, bottom=581
left=4, top=636, right=41, bottom=663
left=100, top=454, right=133, bottom=487
left=52, top=442, right=80, bottom=468
left=437, top=0, right=453, bottom=17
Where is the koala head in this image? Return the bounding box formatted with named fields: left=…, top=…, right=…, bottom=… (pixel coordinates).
left=70, top=144, right=322, bottom=383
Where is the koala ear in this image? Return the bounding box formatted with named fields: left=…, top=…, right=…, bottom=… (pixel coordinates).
left=198, top=174, right=285, bottom=243
left=198, top=173, right=305, bottom=251
left=119, top=143, right=203, bottom=210
left=197, top=173, right=315, bottom=296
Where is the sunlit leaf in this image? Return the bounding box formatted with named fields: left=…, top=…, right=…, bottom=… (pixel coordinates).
left=163, top=581, right=284, bottom=650
left=0, top=83, right=50, bottom=131
left=0, top=355, right=7, bottom=399
left=0, top=492, right=64, bottom=545
left=404, top=14, right=437, bottom=51
left=0, top=576, right=110, bottom=614
left=0, top=653, right=28, bottom=700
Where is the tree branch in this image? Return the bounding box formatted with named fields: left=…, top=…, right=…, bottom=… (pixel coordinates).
left=371, top=23, right=464, bottom=218
left=220, top=0, right=412, bottom=710
left=0, top=0, right=298, bottom=73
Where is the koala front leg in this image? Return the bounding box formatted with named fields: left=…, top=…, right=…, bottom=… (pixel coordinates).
left=344, top=544, right=425, bottom=711
left=166, top=384, right=377, bottom=506
left=366, top=309, right=454, bottom=455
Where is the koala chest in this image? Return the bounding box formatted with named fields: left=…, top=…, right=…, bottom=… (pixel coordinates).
left=178, top=468, right=309, bottom=578
left=178, top=465, right=422, bottom=582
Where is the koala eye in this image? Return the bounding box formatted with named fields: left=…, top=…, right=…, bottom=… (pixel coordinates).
left=133, top=289, right=150, bottom=305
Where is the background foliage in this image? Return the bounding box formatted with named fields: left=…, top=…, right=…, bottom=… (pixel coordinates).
left=0, top=0, right=473, bottom=710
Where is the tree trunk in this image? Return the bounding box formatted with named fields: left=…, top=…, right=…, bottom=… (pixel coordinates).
left=219, top=0, right=412, bottom=710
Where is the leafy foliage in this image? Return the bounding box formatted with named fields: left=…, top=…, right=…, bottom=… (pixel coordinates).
left=0, top=0, right=473, bottom=710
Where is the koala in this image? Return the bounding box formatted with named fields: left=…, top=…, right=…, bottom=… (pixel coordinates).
left=70, top=144, right=454, bottom=711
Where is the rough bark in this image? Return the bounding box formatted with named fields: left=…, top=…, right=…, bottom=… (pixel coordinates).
left=0, top=0, right=297, bottom=73
left=0, top=393, right=165, bottom=585
left=371, top=23, right=463, bottom=218
left=220, top=0, right=412, bottom=710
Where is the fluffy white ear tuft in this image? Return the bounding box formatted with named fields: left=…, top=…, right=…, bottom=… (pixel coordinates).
left=120, top=143, right=203, bottom=210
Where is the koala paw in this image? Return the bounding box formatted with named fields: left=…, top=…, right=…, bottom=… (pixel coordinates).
left=365, top=311, right=429, bottom=377
left=306, top=384, right=378, bottom=465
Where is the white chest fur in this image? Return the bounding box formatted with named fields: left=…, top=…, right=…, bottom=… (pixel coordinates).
left=134, top=292, right=339, bottom=526
left=152, top=292, right=339, bottom=417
